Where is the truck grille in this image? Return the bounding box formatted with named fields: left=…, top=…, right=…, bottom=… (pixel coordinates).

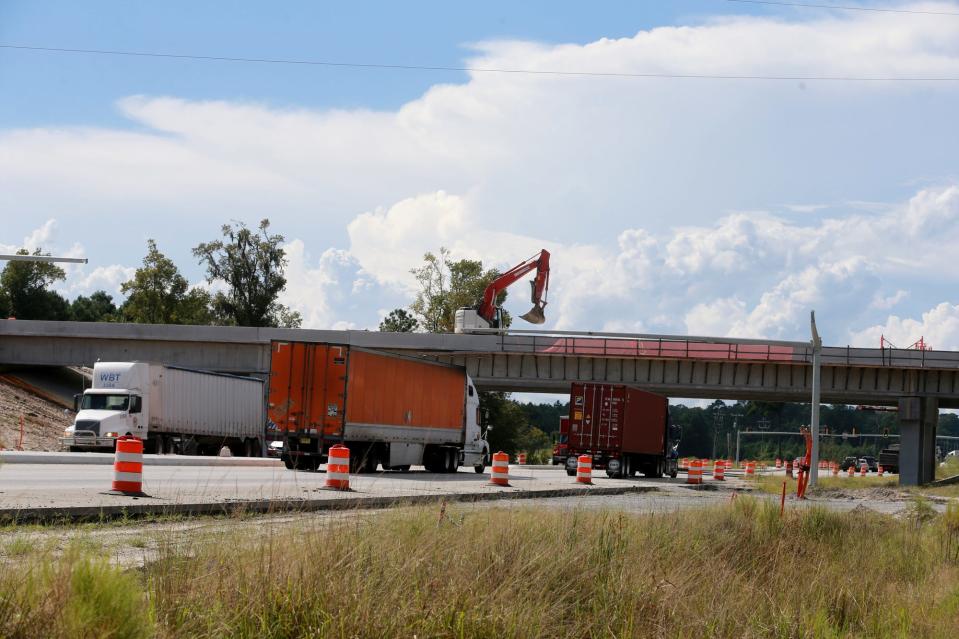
left=74, top=420, right=100, bottom=435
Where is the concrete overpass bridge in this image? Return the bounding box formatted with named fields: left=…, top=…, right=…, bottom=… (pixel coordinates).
left=2, top=319, right=953, bottom=484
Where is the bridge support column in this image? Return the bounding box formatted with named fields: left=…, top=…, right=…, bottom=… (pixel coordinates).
left=898, top=397, right=938, bottom=486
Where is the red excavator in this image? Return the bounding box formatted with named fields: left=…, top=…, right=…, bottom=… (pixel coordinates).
left=454, top=249, right=551, bottom=333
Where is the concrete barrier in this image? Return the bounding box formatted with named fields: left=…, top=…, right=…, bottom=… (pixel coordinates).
left=0, top=451, right=282, bottom=467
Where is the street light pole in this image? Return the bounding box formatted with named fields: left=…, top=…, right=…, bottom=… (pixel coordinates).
left=809, top=310, right=823, bottom=487
left=0, top=254, right=88, bottom=264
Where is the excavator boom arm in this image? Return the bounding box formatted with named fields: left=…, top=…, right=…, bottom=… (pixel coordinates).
left=477, top=249, right=551, bottom=324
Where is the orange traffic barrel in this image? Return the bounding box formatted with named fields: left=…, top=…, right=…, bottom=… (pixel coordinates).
left=744, top=461, right=756, bottom=478
left=878, top=465, right=884, bottom=477
left=490, top=451, right=510, bottom=486
left=831, top=462, right=839, bottom=477
left=860, top=462, right=867, bottom=477
left=517, top=452, right=527, bottom=465
left=686, top=459, right=702, bottom=485
left=325, top=444, right=350, bottom=490
left=110, top=435, right=147, bottom=496
left=775, top=458, right=782, bottom=469
left=576, top=455, right=593, bottom=484
left=848, top=465, right=855, bottom=477
left=713, top=460, right=725, bottom=481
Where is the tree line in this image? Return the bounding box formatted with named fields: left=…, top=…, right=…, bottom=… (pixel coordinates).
left=0, top=220, right=300, bottom=328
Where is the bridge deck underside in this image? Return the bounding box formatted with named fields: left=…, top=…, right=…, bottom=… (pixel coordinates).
left=447, top=354, right=959, bottom=407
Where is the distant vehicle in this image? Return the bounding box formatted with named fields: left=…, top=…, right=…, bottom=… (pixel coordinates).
left=562, top=383, right=679, bottom=479
left=839, top=456, right=859, bottom=472
left=551, top=416, right=569, bottom=465
left=879, top=445, right=900, bottom=474
left=946, top=450, right=959, bottom=459
left=267, top=440, right=285, bottom=458
left=859, top=456, right=878, bottom=472
left=62, top=362, right=265, bottom=456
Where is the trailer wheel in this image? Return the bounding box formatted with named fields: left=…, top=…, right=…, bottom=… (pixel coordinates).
left=474, top=463, right=485, bottom=474
left=565, top=468, right=576, bottom=477
left=283, top=457, right=295, bottom=470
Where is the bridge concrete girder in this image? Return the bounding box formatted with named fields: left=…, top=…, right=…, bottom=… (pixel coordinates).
left=449, top=354, right=959, bottom=408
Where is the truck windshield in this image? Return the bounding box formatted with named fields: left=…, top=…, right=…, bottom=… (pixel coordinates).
left=80, top=394, right=130, bottom=411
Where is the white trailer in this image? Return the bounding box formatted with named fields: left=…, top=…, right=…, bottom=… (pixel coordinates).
left=62, top=362, right=265, bottom=456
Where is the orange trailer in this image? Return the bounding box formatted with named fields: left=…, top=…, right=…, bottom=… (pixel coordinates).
left=269, top=342, right=488, bottom=473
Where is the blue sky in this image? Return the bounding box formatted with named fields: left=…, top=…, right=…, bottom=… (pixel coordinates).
left=1, top=1, right=785, bottom=126
left=3, top=1, right=959, bottom=355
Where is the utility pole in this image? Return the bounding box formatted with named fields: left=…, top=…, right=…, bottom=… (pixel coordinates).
left=809, top=310, right=822, bottom=487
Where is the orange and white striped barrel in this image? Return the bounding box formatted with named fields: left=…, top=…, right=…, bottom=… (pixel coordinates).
left=878, top=465, right=884, bottom=477
left=576, top=455, right=592, bottom=484
left=325, top=444, right=350, bottom=490
left=517, top=453, right=527, bottom=465
left=490, top=451, right=510, bottom=486
left=859, top=462, right=867, bottom=477
left=111, top=436, right=145, bottom=496
left=775, top=458, right=782, bottom=469
left=686, top=459, right=702, bottom=485
left=831, top=462, right=839, bottom=477
left=847, top=465, right=855, bottom=477
left=713, top=460, right=725, bottom=481
left=679, top=458, right=689, bottom=471
left=744, top=461, right=756, bottom=478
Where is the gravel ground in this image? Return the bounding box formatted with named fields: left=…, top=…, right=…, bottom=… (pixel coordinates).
left=0, top=378, right=73, bottom=451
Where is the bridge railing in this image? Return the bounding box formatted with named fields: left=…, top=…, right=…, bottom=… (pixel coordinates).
left=493, top=334, right=810, bottom=363
left=480, top=332, right=959, bottom=369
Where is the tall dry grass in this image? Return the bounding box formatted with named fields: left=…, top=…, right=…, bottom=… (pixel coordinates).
left=3, top=499, right=959, bottom=638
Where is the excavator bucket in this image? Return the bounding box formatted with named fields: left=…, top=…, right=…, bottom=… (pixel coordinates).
left=520, top=303, right=546, bottom=325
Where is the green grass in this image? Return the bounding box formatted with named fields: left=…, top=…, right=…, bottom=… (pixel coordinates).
left=3, top=501, right=959, bottom=638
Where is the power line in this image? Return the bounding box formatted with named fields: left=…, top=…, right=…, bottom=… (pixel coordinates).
left=2, top=43, right=959, bottom=81
left=726, top=0, right=959, bottom=16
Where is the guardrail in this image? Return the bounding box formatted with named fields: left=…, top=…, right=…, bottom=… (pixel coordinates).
left=459, top=330, right=959, bottom=370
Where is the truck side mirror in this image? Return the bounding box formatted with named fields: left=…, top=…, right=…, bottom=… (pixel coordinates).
left=73, top=393, right=81, bottom=412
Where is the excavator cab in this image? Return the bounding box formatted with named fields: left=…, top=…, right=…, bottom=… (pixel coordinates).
left=454, top=249, right=551, bottom=333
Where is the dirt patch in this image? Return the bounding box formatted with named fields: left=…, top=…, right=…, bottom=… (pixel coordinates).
left=0, top=378, right=74, bottom=451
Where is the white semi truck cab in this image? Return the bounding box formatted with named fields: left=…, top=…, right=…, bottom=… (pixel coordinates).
left=63, top=362, right=149, bottom=449
left=63, top=361, right=266, bottom=455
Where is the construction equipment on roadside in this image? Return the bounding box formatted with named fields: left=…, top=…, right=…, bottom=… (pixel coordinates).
left=576, top=455, right=593, bottom=485
left=454, top=249, right=551, bottom=332
left=325, top=444, right=351, bottom=490
left=490, top=451, right=511, bottom=486
left=687, top=459, right=703, bottom=484
left=107, top=435, right=147, bottom=497
left=713, top=460, right=725, bottom=481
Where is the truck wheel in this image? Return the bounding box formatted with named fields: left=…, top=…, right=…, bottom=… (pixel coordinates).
left=283, top=457, right=295, bottom=470
left=474, top=463, right=485, bottom=474
left=566, top=468, right=576, bottom=477
left=447, top=450, right=459, bottom=473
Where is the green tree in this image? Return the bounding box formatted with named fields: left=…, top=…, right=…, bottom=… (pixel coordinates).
left=409, top=247, right=504, bottom=332
left=193, top=219, right=301, bottom=328
left=69, top=290, right=119, bottom=322
left=120, top=240, right=213, bottom=325
left=379, top=308, right=418, bottom=332
left=0, top=249, right=70, bottom=320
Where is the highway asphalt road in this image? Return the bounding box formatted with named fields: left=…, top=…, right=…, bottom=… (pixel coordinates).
left=0, top=462, right=685, bottom=510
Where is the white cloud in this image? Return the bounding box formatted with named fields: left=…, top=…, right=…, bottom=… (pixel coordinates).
left=850, top=303, right=959, bottom=351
